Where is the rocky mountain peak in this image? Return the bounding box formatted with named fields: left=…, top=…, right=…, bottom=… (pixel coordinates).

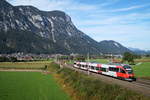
left=0, top=0, right=102, bottom=54
left=0, top=0, right=13, bottom=9
left=0, top=0, right=132, bottom=55
left=99, top=40, right=131, bottom=54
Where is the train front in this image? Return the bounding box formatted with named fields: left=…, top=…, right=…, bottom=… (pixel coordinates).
left=123, top=65, right=136, bottom=81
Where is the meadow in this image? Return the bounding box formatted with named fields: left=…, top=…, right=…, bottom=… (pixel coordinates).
left=133, top=62, right=150, bottom=77
left=88, top=58, right=109, bottom=64
left=0, top=72, right=70, bottom=100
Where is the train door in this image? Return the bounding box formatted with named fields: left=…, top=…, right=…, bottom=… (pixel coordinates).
left=117, top=68, right=126, bottom=79
left=108, top=67, right=117, bottom=77
left=101, top=64, right=109, bottom=75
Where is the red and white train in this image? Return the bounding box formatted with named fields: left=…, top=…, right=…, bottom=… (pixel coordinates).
left=73, top=61, right=136, bottom=81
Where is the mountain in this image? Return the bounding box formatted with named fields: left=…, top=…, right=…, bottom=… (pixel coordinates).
left=98, top=40, right=132, bottom=54
left=0, top=0, right=101, bottom=54
left=0, top=0, right=136, bottom=55
left=128, top=47, right=150, bottom=55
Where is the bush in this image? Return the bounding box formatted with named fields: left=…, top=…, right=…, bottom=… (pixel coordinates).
left=47, top=62, right=60, bottom=72
left=0, top=56, right=17, bottom=62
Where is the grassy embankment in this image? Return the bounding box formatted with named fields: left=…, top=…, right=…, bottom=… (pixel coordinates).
left=48, top=62, right=149, bottom=100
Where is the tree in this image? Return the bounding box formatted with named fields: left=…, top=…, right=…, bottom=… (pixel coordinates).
left=9, top=57, right=17, bottom=62
left=133, top=54, right=141, bottom=59
left=122, top=52, right=135, bottom=64
left=75, top=56, right=86, bottom=62
left=0, top=56, right=9, bottom=62
left=146, top=54, right=150, bottom=57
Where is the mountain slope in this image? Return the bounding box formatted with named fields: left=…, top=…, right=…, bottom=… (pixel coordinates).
left=99, top=40, right=132, bottom=54
left=0, top=0, right=101, bottom=54
left=128, top=47, right=150, bottom=55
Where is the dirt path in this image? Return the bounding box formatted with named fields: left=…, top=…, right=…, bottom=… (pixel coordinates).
left=61, top=63, right=150, bottom=97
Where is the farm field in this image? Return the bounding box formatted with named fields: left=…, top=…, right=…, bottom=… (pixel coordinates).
left=133, top=62, right=150, bottom=78
left=0, top=72, right=70, bottom=100
left=0, top=61, right=51, bottom=69
left=88, top=59, right=109, bottom=64
left=135, top=58, right=150, bottom=62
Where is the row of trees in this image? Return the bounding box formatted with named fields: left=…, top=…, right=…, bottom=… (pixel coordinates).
left=122, top=52, right=141, bottom=64
left=0, top=56, right=17, bottom=62
left=57, top=55, right=86, bottom=62
left=58, top=52, right=141, bottom=65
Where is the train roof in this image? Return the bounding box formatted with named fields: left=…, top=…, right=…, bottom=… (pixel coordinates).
left=74, top=61, right=131, bottom=67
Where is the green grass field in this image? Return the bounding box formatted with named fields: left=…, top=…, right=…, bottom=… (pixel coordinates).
left=0, top=61, right=51, bottom=69
left=88, top=59, right=109, bottom=64
left=133, top=62, right=150, bottom=77
left=0, top=72, right=70, bottom=100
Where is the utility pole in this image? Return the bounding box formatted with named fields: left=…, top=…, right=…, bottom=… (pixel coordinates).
left=55, top=54, right=58, bottom=63
left=87, top=53, right=90, bottom=75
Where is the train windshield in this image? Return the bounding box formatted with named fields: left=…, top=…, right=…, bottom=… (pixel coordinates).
left=123, top=65, right=131, bottom=69
left=126, top=70, right=133, bottom=74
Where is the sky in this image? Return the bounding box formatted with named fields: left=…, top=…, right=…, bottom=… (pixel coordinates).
left=7, top=0, right=150, bottom=50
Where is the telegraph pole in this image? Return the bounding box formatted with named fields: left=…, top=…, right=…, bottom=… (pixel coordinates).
left=87, top=53, right=90, bottom=75
left=55, top=54, right=58, bottom=63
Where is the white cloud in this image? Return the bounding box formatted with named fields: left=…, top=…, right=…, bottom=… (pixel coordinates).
left=7, top=0, right=98, bottom=12
left=8, top=0, right=69, bottom=11
left=75, top=12, right=150, bottom=27
left=109, top=4, right=150, bottom=12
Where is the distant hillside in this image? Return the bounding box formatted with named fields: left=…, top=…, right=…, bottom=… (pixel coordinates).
left=128, top=47, right=150, bottom=55
left=98, top=40, right=132, bottom=54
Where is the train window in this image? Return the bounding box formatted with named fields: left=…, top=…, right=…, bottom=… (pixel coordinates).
left=91, top=66, right=95, bottom=69
left=77, top=64, right=81, bottom=67
left=101, top=68, right=106, bottom=72
left=126, top=70, right=133, bottom=74
left=109, top=67, right=114, bottom=71
left=109, top=67, right=119, bottom=72
left=120, top=69, right=126, bottom=73
left=123, top=65, right=131, bottom=69
left=96, top=67, right=100, bottom=70
left=115, top=68, right=119, bottom=72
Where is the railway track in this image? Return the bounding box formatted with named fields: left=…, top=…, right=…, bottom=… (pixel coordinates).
left=59, top=63, right=150, bottom=97
left=136, top=78, right=150, bottom=86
